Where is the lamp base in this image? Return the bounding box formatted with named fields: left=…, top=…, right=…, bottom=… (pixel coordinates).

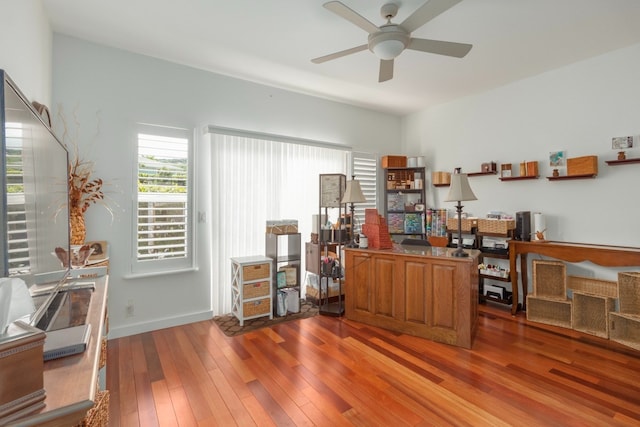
left=452, top=247, right=468, bottom=257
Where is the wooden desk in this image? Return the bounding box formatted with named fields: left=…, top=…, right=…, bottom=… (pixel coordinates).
left=344, top=246, right=480, bottom=349
left=509, top=241, right=640, bottom=315
left=10, top=276, right=108, bottom=427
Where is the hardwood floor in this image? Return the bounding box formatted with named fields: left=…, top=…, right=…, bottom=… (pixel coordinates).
left=106, top=303, right=640, bottom=426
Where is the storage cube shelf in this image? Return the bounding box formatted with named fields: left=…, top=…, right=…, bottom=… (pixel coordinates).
left=609, top=312, right=640, bottom=351
left=618, top=272, right=640, bottom=316
left=532, top=260, right=567, bottom=299
left=572, top=291, right=615, bottom=338
left=526, top=295, right=572, bottom=329
left=568, top=275, right=618, bottom=299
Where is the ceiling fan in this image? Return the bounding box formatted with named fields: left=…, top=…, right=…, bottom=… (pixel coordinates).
left=312, top=0, right=472, bottom=82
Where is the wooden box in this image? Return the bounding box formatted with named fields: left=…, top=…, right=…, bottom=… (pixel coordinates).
left=431, top=171, right=451, bottom=185
left=567, top=155, right=598, bottom=176
left=572, top=291, right=615, bottom=338
left=526, top=295, right=572, bottom=328
left=382, top=155, right=407, bottom=168
left=0, top=322, right=46, bottom=424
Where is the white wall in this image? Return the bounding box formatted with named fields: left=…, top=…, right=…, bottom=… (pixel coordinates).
left=0, top=0, right=52, bottom=104
left=403, top=42, right=640, bottom=249
left=52, top=34, right=401, bottom=338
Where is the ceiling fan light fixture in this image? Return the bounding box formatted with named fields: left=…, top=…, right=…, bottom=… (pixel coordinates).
left=368, top=26, right=409, bottom=60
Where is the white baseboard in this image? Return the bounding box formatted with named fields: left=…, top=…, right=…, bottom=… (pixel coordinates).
left=107, top=310, right=214, bottom=339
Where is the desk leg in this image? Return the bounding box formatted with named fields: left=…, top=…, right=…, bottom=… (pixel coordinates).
left=510, top=248, right=518, bottom=316
left=520, top=253, right=528, bottom=312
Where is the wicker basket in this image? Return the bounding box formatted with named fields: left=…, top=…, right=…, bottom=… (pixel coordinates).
left=477, top=218, right=515, bottom=235
left=99, top=337, right=107, bottom=370
left=618, top=272, right=640, bottom=316
left=243, top=263, right=270, bottom=281
left=568, top=275, right=618, bottom=298
left=243, top=298, right=270, bottom=317
left=532, top=260, right=567, bottom=299
left=243, top=280, right=270, bottom=299
left=446, top=217, right=478, bottom=232
left=572, top=291, right=615, bottom=338
left=526, top=295, right=572, bottom=328
left=75, top=390, right=109, bottom=427
left=609, top=312, right=640, bottom=351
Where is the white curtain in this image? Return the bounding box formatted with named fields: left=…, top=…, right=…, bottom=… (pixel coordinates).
left=209, top=131, right=347, bottom=315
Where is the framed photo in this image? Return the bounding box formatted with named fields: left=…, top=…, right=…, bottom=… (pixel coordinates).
left=549, top=151, right=566, bottom=167
left=86, top=240, right=108, bottom=262
left=612, top=136, right=633, bottom=150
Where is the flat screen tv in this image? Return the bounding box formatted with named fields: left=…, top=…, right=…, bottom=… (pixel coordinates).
left=0, top=70, right=71, bottom=324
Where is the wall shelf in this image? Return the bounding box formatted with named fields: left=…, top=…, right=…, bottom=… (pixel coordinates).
left=433, top=183, right=450, bottom=187
left=606, top=158, right=640, bottom=166
left=546, top=174, right=597, bottom=181
left=498, top=176, right=538, bottom=182
left=468, top=171, right=498, bottom=177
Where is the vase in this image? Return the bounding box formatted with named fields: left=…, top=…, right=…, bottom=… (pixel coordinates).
left=70, top=206, right=86, bottom=245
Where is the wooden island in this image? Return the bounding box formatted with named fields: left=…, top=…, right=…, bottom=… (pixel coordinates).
left=344, top=246, right=480, bottom=349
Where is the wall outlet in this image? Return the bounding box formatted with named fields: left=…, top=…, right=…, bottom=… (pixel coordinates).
left=125, top=300, right=134, bottom=317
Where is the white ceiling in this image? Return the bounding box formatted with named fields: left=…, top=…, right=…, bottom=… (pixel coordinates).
left=43, top=0, right=640, bottom=116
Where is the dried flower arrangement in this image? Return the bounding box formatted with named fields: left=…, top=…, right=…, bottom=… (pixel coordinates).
left=56, top=107, right=116, bottom=244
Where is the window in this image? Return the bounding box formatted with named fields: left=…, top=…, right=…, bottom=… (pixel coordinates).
left=133, top=125, right=193, bottom=274
left=348, top=152, right=378, bottom=231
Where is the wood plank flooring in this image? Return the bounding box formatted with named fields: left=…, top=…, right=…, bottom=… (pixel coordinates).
left=106, top=303, right=640, bottom=426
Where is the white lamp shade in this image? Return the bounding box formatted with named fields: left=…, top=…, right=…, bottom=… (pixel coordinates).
left=342, top=180, right=367, bottom=204
left=445, top=173, right=477, bottom=202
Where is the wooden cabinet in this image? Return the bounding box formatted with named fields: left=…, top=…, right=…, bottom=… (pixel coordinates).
left=231, top=256, right=273, bottom=325
left=344, top=246, right=479, bottom=348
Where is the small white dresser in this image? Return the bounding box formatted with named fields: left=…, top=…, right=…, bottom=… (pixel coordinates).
left=231, top=255, right=273, bottom=325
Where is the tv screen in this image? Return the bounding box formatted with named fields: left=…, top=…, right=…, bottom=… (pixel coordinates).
left=0, top=70, right=70, bottom=295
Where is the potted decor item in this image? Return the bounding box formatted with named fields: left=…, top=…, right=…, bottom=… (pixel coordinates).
left=68, top=155, right=104, bottom=245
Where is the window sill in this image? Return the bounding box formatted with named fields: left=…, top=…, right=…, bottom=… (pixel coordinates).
left=124, top=266, right=199, bottom=280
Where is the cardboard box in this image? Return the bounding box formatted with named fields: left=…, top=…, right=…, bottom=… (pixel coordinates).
left=266, top=219, right=298, bottom=234
left=382, top=155, right=407, bottom=168
left=567, top=155, right=598, bottom=176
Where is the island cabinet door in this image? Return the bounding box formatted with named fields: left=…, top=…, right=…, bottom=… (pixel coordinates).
left=345, top=251, right=401, bottom=319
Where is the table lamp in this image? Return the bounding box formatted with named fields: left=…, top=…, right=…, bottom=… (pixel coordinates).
left=444, top=169, right=477, bottom=257
left=341, top=176, right=367, bottom=247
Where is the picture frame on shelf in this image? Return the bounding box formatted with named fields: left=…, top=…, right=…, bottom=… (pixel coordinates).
left=549, top=150, right=566, bottom=167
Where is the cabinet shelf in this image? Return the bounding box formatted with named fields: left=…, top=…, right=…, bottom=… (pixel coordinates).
left=499, top=176, right=538, bottom=181
left=546, top=174, right=597, bottom=181
left=479, top=273, right=511, bottom=282
left=605, top=158, right=640, bottom=166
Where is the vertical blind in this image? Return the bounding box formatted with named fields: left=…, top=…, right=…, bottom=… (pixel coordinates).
left=208, top=131, right=347, bottom=315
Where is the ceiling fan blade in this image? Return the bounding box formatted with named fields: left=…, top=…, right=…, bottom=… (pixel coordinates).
left=311, top=44, right=368, bottom=64
left=323, top=1, right=379, bottom=34
left=401, top=0, right=463, bottom=33
left=379, top=59, right=394, bottom=82
left=407, top=38, right=472, bottom=58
